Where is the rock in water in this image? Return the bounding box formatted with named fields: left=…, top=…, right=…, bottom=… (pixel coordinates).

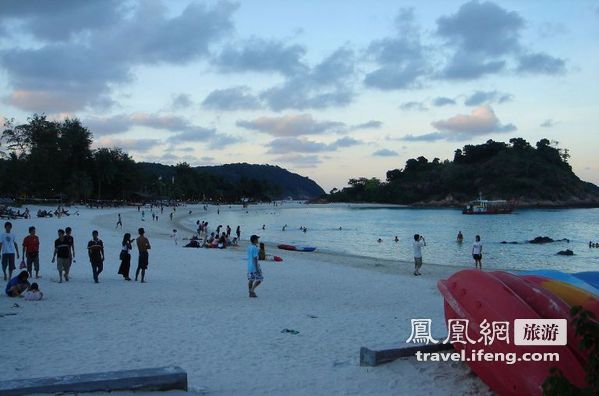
left=529, top=236, right=554, bottom=244
left=557, top=249, right=574, bottom=256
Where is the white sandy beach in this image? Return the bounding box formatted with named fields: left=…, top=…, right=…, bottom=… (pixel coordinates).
left=0, top=206, right=490, bottom=395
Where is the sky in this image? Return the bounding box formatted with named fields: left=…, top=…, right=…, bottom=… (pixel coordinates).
left=0, top=0, right=598, bottom=192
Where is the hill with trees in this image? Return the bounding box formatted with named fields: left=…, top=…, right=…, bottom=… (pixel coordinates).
left=326, top=138, right=599, bottom=207
left=0, top=114, right=324, bottom=202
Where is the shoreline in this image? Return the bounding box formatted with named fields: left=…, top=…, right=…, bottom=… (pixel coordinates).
left=169, top=205, right=518, bottom=276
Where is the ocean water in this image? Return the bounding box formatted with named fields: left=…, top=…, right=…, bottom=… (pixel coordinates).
left=185, top=204, right=599, bottom=272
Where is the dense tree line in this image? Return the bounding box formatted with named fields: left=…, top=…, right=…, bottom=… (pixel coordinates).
left=0, top=114, right=278, bottom=202
left=327, top=138, right=599, bottom=205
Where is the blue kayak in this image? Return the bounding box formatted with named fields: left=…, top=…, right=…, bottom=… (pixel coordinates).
left=573, top=271, right=599, bottom=291
left=515, top=269, right=599, bottom=295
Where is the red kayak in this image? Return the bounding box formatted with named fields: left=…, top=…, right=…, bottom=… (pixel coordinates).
left=438, top=269, right=586, bottom=395
left=278, top=244, right=297, bottom=251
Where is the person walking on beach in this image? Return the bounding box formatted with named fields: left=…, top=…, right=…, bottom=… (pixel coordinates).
left=87, top=230, right=104, bottom=283
left=22, top=226, right=40, bottom=278
left=135, top=228, right=151, bottom=283
left=412, top=234, right=426, bottom=276
left=1, top=222, right=20, bottom=281
left=64, top=227, right=75, bottom=278
left=247, top=235, right=263, bottom=298
left=472, top=235, right=483, bottom=269
left=51, top=229, right=70, bottom=282
left=116, top=213, right=123, bottom=229
left=118, top=233, right=132, bottom=281
left=236, top=225, right=241, bottom=241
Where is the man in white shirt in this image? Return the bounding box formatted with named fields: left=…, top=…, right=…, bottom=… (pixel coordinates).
left=472, top=235, right=483, bottom=269
left=412, top=234, right=426, bottom=276
left=1, top=222, right=20, bottom=281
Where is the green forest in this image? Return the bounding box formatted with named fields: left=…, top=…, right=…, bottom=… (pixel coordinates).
left=327, top=138, right=599, bottom=206
left=0, top=114, right=286, bottom=202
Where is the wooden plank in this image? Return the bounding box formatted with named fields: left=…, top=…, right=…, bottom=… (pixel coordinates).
left=360, top=342, right=454, bottom=367
left=0, top=366, right=187, bottom=396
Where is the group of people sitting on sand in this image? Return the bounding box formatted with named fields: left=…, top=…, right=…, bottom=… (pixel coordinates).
left=183, top=221, right=241, bottom=249
left=1, top=206, right=30, bottom=220
left=184, top=232, right=239, bottom=249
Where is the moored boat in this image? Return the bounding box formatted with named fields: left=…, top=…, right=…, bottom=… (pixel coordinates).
left=462, top=194, right=514, bottom=214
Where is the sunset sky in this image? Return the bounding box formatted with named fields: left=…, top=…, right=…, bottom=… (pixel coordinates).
left=1, top=0, right=598, bottom=191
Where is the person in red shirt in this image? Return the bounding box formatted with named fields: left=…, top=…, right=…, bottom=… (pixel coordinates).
left=22, top=226, right=40, bottom=278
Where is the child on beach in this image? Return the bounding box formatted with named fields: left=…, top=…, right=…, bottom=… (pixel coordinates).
left=412, top=234, right=426, bottom=276
left=171, top=229, right=178, bottom=245
left=247, top=235, right=263, bottom=298
left=23, top=282, right=43, bottom=301
left=472, top=235, right=483, bottom=269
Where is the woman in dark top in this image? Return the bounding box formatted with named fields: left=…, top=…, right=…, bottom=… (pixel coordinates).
left=117, top=233, right=132, bottom=281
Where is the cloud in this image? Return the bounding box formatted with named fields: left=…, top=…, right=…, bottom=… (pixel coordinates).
left=373, top=149, right=399, bottom=157
left=0, top=0, right=123, bottom=42
left=364, top=9, right=428, bottom=90
left=267, top=137, right=330, bottom=154
left=332, top=137, right=360, bottom=148
left=437, top=1, right=524, bottom=56
left=202, top=86, right=261, bottom=111
left=540, top=119, right=556, bottom=128
left=0, top=1, right=236, bottom=112
left=259, top=47, right=356, bottom=111
left=237, top=114, right=344, bottom=136
left=401, top=106, right=516, bottom=144
left=272, top=154, right=322, bottom=168
left=266, top=135, right=360, bottom=154
left=517, top=52, right=566, bottom=74
left=215, top=38, right=307, bottom=76
left=400, top=101, right=428, bottom=111
left=95, top=137, right=161, bottom=152
left=464, top=90, right=513, bottom=106
left=435, top=1, right=565, bottom=80
left=432, top=97, right=456, bottom=106
left=349, top=120, right=383, bottom=130
left=431, top=105, right=516, bottom=136
left=86, top=113, right=190, bottom=136
left=401, top=132, right=447, bottom=142
left=171, top=94, right=192, bottom=110
left=85, top=112, right=238, bottom=149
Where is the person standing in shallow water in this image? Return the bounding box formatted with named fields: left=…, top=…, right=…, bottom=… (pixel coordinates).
left=118, top=233, right=132, bottom=281
left=247, top=235, right=263, bottom=298
left=135, top=228, right=151, bottom=283
left=87, top=230, right=104, bottom=283
left=472, top=235, right=483, bottom=270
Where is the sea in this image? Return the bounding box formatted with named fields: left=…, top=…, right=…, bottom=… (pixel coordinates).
left=185, top=203, right=599, bottom=272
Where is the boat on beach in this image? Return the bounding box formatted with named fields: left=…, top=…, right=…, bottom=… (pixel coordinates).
left=462, top=194, right=514, bottom=214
